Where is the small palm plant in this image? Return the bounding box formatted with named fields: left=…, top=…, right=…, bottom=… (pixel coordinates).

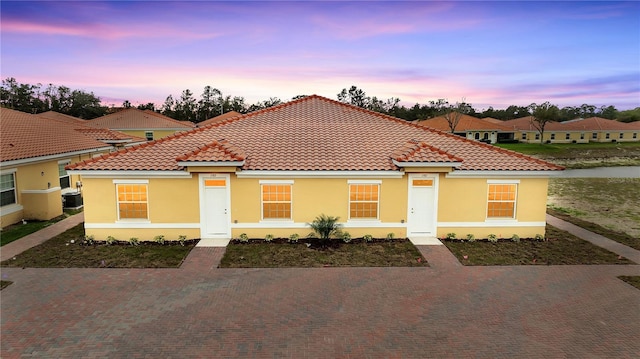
left=308, top=214, right=342, bottom=248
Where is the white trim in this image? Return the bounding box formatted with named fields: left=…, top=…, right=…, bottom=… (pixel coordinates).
left=486, top=182, right=518, bottom=220
left=85, top=222, right=199, bottom=229
left=57, top=159, right=71, bottom=165
left=0, top=204, right=23, bottom=216
left=237, top=170, right=403, bottom=178
left=22, top=187, right=61, bottom=194
left=0, top=168, right=17, bottom=175
left=115, top=219, right=151, bottom=225
left=259, top=180, right=294, bottom=184
left=487, top=179, right=520, bottom=184
left=392, top=160, right=462, bottom=168
left=346, top=179, right=381, bottom=184
left=446, top=170, right=563, bottom=178
left=231, top=221, right=406, bottom=229
left=113, top=179, right=149, bottom=184
left=437, top=221, right=546, bottom=228
left=1, top=147, right=112, bottom=167
left=178, top=161, right=245, bottom=167
left=68, top=170, right=192, bottom=178
left=61, top=187, right=78, bottom=195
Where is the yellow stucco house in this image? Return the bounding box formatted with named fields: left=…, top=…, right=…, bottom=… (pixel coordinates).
left=504, top=116, right=639, bottom=143
left=416, top=113, right=516, bottom=144
left=68, top=96, right=563, bottom=245
left=0, top=108, right=145, bottom=228
left=87, top=108, right=195, bottom=140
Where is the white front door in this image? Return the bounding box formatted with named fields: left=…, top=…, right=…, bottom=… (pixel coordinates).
left=200, top=174, right=230, bottom=238
left=407, top=174, right=437, bottom=236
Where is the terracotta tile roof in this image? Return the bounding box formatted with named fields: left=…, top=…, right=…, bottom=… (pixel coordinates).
left=176, top=140, right=246, bottom=162
left=68, top=96, right=562, bottom=172
left=1, top=108, right=111, bottom=162
left=87, top=108, right=195, bottom=129
left=199, top=111, right=243, bottom=127
left=623, top=121, right=640, bottom=130
left=417, top=113, right=514, bottom=132
left=502, top=116, right=569, bottom=131
left=562, top=117, right=637, bottom=131
left=74, top=128, right=146, bottom=143
left=391, top=140, right=462, bottom=163
left=481, top=117, right=504, bottom=124
left=36, top=111, right=87, bottom=124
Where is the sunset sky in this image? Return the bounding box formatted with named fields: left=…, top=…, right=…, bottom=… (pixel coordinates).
left=2, top=1, right=639, bottom=110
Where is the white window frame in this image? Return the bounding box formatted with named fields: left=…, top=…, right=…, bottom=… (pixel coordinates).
left=58, top=159, right=71, bottom=189
left=486, top=180, right=519, bottom=220
left=347, top=180, right=381, bottom=221
left=619, top=132, right=624, bottom=139
left=605, top=133, right=610, bottom=139
left=145, top=131, right=154, bottom=141
left=521, top=132, right=527, bottom=140
left=592, top=132, right=597, bottom=139
left=0, top=170, right=17, bottom=207
left=565, top=133, right=570, bottom=140
left=114, top=179, right=150, bottom=222
left=550, top=133, right=555, bottom=140
left=259, top=180, right=293, bottom=221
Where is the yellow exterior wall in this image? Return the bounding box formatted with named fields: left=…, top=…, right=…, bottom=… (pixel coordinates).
left=1, top=209, right=23, bottom=229
left=21, top=188, right=63, bottom=220
left=116, top=129, right=184, bottom=140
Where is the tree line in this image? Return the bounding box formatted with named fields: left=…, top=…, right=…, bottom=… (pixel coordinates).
left=2, top=78, right=638, bottom=123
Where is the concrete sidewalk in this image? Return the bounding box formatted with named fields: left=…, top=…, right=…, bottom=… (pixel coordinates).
left=0, top=212, right=84, bottom=262
left=547, top=213, right=640, bottom=263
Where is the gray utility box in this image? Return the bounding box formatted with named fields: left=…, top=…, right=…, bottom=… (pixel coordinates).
left=63, top=192, right=83, bottom=208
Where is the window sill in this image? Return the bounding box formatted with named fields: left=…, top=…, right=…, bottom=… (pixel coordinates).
left=1, top=203, right=23, bottom=215
left=116, top=219, right=151, bottom=224
left=259, top=219, right=293, bottom=223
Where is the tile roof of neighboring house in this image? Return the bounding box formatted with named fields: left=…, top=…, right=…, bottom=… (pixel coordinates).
left=502, top=116, right=570, bottom=131
left=1, top=108, right=111, bottom=163
left=481, top=117, right=504, bottom=124
left=37, top=111, right=87, bottom=124
left=68, top=96, right=562, bottom=172
left=623, top=121, right=640, bottom=130
left=562, top=117, right=637, bottom=131
left=417, top=113, right=514, bottom=132
left=74, top=128, right=146, bottom=144
left=198, top=111, right=243, bottom=127
left=87, top=108, right=195, bottom=130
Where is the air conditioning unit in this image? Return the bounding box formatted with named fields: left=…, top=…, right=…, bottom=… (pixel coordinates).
left=63, top=192, right=83, bottom=208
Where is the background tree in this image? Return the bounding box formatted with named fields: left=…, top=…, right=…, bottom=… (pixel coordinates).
left=529, top=102, right=560, bottom=143
left=617, top=108, right=640, bottom=123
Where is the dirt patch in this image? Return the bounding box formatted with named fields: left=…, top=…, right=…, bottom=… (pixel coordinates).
left=548, top=178, right=640, bottom=238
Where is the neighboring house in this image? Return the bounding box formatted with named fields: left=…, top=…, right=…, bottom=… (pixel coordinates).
left=198, top=111, right=242, bottom=127
left=37, top=111, right=87, bottom=124
left=416, top=113, right=515, bottom=144
left=0, top=109, right=113, bottom=227
left=562, top=117, right=639, bottom=143
left=68, top=96, right=562, bottom=244
left=87, top=108, right=195, bottom=141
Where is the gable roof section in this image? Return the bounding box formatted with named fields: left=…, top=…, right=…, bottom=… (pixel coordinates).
left=199, top=111, right=243, bottom=127
left=563, top=117, right=636, bottom=131
left=177, top=140, right=246, bottom=164
left=391, top=140, right=463, bottom=166
left=68, top=96, right=562, bottom=172
left=37, top=111, right=87, bottom=124
left=417, top=113, right=513, bottom=132
left=87, top=108, right=195, bottom=130
left=502, top=116, right=569, bottom=131
left=74, top=128, right=146, bottom=144
left=1, top=108, right=111, bottom=163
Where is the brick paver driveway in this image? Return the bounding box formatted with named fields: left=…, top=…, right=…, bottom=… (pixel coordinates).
left=2, top=247, right=639, bottom=358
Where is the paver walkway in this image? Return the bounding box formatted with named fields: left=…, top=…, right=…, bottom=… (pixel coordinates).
left=0, top=212, right=84, bottom=262
left=547, top=214, right=640, bottom=263
left=1, top=215, right=639, bottom=358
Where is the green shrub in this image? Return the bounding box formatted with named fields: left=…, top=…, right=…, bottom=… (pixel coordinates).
left=106, top=236, right=117, bottom=245
left=466, top=234, right=475, bottom=242
left=237, top=233, right=249, bottom=243
left=265, top=234, right=274, bottom=243
left=288, top=233, right=300, bottom=243
left=363, top=234, right=373, bottom=243
left=511, top=234, right=520, bottom=243
left=386, top=232, right=395, bottom=240
left=154, top=235, right=165, bottom=245
left=308, top=214, right=342, bottom=246
left=84, top=235, right=95, bottom=245
left=446, top=232, right=457, bottom=240
left=342, top=232, right=352, bottom=243
left=128, top=237, right=140, bottom=246
left=535, top=234, right=546, bottom=242
left=178, top=235, right=187, bottom=246
left=487, top=234, right=498, bottom=243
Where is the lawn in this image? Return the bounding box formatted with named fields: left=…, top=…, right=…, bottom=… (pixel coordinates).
left=495, top=142, right=640, bottom=168
left=0, top=208, right=83, bottom=246
left=0, top=223, right=197, bottom=268
left=443, top=225, right=634, bottom=266
left=548, top=178, right=640, bottom=241
left=219, top=238, right=428, bottom=268
left=618, top=276, right=640, bottom=290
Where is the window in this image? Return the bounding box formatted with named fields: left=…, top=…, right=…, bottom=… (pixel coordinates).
left=521, top=133, right=527, bottom=140
left=487, top=183, right=517, bottom=218
left=634, top=133, right=637, bottom=139
left=1, top=172, right=17, bottom=207
left=474, top=132, right=480, bottom=140
left=58, top=161, right=70, bottom=189
left=580, top=133, right=585, bottom=140
left=116, top=183, right=148, bottom=219
left=605, top=133, right=610, bottom=139
left=349, top=183, right=379, bottom=219
left=550, top=133, right=555, bottom=140
left=145, top=131, right=154, bottom=141
left=483, top=133, right=489, bottom=140
left=592, top=132, right=597, bottom=139
left=261, top=183, right=292, bottom=220
left=535, top=133, right=540, bottom=140
left=619, top=133, right=624, bottom=139
left=565, top=133, right=570, bottom=140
